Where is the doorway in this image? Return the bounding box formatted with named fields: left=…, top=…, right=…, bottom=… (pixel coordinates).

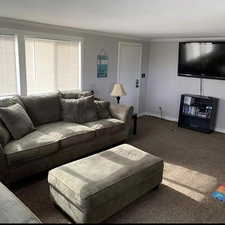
left=117, top=42, right=142, bottom=113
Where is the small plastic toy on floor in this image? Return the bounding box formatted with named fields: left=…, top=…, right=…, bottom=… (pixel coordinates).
left=212, top=183, right=225, bottom=203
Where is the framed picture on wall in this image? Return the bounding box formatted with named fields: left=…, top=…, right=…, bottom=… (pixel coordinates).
left=97, top=50, right=108, bottom=78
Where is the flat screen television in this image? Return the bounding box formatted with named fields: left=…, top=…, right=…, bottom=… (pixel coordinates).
left=178, top=42, right=225, bottom=80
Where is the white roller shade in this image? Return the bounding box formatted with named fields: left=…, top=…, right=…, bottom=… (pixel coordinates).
left=0, top=35, right=18, bottom=95
left=25, top=38, right=81, bottom=95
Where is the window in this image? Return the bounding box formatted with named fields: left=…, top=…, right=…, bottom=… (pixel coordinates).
left=25, top=38, right=81, bottom=95
left=0, top=35, right=18, bottom=95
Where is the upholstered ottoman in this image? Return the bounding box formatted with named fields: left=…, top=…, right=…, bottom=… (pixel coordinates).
left=48, top=144, right=164, bottom=223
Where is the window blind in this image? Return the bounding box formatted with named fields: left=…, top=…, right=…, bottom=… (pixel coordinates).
left=25, top=38, right=81, bottom=95
left=0, top=35, right=18, bottom=95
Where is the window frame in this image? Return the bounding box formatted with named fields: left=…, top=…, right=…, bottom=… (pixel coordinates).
left=0, top=34, right=21, bottom=96
left=24, top=34, right=84, bottom=95
left=0, top=28, right=84, bottom=97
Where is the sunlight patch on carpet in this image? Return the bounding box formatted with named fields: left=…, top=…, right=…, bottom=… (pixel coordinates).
left=163, top=162, right=217, bottom=202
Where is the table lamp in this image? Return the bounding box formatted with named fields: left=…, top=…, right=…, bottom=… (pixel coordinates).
left=110, top=83, right=126, bottom=104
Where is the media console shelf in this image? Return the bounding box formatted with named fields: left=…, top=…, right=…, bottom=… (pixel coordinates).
left=178, top=94, right=218, bottom=133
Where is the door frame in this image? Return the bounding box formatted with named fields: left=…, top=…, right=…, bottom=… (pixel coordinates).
left=117, top=41, right=142, bottom=114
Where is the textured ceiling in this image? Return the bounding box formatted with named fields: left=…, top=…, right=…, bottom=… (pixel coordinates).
left=0, top=0, right=225, bottom=39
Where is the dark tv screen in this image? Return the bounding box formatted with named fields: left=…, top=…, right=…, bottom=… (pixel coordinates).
left=178, top=42, right=225, bottom=80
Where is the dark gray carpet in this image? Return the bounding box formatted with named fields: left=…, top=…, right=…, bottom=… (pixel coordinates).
left=10, top=116, right=225, bottom=223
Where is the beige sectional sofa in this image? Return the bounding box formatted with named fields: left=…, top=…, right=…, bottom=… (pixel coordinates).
left=0, top=90, right=133, bottom=184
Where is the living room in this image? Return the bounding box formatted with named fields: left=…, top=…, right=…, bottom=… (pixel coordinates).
left=0, top=0, right=224, bottom=224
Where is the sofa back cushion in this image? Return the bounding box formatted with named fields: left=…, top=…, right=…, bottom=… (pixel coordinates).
left=59, top=90, right=92, bottom=99
left=0, top=103, right=36, bottom=140
left=61, top=95, right=98, bottom=123
left=21, top=92, right=61, bottom=126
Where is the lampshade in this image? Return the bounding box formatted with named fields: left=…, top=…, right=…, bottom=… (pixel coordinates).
left=110, top=83, right=126, bottom=97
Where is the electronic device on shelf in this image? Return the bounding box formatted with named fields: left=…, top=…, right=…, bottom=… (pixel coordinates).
left=178, top=94, right=218, bottom=133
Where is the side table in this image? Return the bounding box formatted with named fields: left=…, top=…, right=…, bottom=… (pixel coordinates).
left=132, top=113, right=137, bottom=135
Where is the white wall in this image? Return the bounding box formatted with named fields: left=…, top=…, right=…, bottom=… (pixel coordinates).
left=146, top=41, right=225, bottom=132
left=0, top=18, right=149, bottom=113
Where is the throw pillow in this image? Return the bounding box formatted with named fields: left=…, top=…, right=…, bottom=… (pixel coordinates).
left=0, top=103, right=36, bottom=140
left=61, top=98, right=77, bottom=122
left=95, top=100, right=112, bottom=119
left=61, top=95, right=98, bottom=123
left=0, top=121, right=11, bottom=146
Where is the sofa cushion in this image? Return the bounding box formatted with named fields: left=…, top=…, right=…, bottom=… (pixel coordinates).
left=61, top=95, right=98, bottom=123
left=0, top=103, right=36, bottom=140
left=0, top=95, right=28, bottom=145
left=37, top=122, right=95, bottom=148
left=59, top=90, right=92, bottom=99
left=95, top=100, right=111, bottom=119
left=0, top=121, right=11, bottom=147
left=21, top=92, right=61, bottom=126
left=4, top=131, right=59, bottom=166
left=84, top=118, right=125, bottom=136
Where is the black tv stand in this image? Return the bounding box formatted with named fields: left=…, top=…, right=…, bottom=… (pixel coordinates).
left=178, top=94, right=218, bottom=133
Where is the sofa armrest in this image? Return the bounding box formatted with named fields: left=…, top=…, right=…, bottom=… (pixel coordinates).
left=110, top=103, right=133, bottom=122
left=109, top=103, right=134, bottom=136
left=0, top=182, right=42, bottom=223
left=0, top=144, right=7, bottom=183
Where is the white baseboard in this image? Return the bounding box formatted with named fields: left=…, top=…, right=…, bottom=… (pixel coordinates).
left=137, top=112, right=149, bottom=117
left=139, top=112, right=178, bottom=122
left=148, top=113, right=178, bottom=122
left=214, top=127, right=225, bottom=134
left=138, top=112, right=225, bottom=134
